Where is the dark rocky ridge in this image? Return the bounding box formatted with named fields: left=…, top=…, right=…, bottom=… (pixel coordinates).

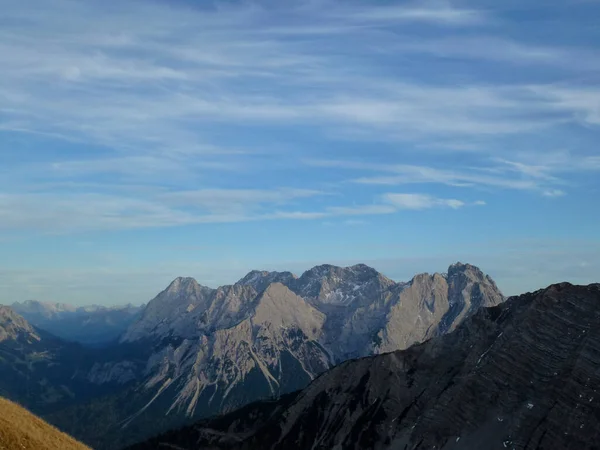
left=127, top=283, right=600, bottom=450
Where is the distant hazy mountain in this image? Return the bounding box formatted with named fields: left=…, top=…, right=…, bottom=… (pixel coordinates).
left=10, top=300, right=144, bottom=346
left=128, top=282, right=600, bottom=450
left=50, top=262, right=503, bottom=449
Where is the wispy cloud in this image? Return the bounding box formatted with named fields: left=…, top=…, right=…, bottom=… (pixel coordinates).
left=0, top=187, right=480, bottom=232
left=383, top=193, right=466, bottom=210
left=0, top=0, right=599, bottom=235
left=330, top=3, right=488, bottom=26
left=0, top=189, right=329, bottom=231
left=304, top=154, right=600, bottom=196
left=542, top=189, right=566, bottom=197
left=306, top=159, right=537, bottom=189
left=389, top=36, right=600, bottom=72
left=1, top=0, right=599, bottom=306
left=1, top=0, right=598, bottom=156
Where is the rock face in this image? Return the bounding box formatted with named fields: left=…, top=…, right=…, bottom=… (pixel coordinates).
left=134, top=282, right=331, bottom=422
left=127, top=283, right=600, bottom=450
left=0, top=305, right=40, bottom=343
left=49, top=262, right=502, bottom=449
left=11, top=300, right=144, bottom=346
left=378, top=262, right=504, bottom=352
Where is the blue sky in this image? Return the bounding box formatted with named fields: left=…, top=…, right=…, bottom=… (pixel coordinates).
left=1, top=0, right=599, bottom=305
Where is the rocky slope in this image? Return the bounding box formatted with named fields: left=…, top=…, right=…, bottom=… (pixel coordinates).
left=127, top=282, right=600, bottom=450
left=49, top=262, right=502, bottom=449
left=0, top=397, right=90, bottom=450
left=0, top=305, right=40, bottom=343
left=11, top=300, right=144, bottom=346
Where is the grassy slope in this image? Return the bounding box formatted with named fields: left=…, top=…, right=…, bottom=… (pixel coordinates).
left=0, top=397, right=89, bottom=450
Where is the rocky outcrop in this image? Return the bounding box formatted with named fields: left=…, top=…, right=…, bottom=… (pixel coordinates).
left=0, top=305, right=40, bottom=342
left=128, top=283, right=600, bottom=450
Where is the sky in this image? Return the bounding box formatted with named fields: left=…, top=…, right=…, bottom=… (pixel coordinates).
left=1, top=0, right=599, bottom=305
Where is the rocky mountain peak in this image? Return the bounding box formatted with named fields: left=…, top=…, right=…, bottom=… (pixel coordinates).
left=300, top=263, right=386, bottom=282
left=236, top=270, right=297, bottom=293
left=148, top=277, right=211, bottom=311
left=445, top=262, right=502, bottom=296
left=155, top=277, right=214, bottom=307
left=12, top=300, right=73, bottom=317
left=446, top=261, right=498, bottom=284
left=122, top=277, right=215, bottom=342
left=165, top=276, right=201, bottom=293
left=299, top=264, right=338, bottom=280
left=16, top=299, right=39, bottom=308
left=447, top=261, right=476, bottom=273
left=238, top=270, right=270, bottom=284
left=0, top=306, right=39, bottom=343
left=0, top=305, right=23, bottom=323
left=348, top=263, right=381, bottom=276
left=409, top=271, right=445, bottom=284
left=296, top=263, right=393, bottom=306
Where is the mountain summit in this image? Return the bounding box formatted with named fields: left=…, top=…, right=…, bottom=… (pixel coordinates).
left=0, top=306, right=40, bottom=343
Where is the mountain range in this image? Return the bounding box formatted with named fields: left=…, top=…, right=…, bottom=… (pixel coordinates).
left=127, top=282, right=600, bottom=450
left=0, top=262, right=503, bottom=449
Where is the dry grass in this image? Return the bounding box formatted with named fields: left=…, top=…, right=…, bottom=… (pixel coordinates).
left=0, top=397, right=90, bottom=450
